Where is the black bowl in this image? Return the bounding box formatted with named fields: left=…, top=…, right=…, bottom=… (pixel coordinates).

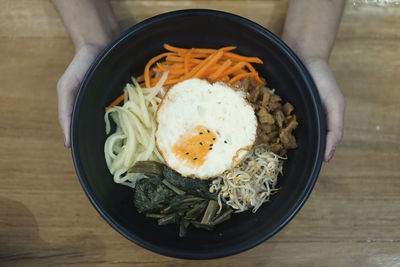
left=71, top=9, right=325, bottom=259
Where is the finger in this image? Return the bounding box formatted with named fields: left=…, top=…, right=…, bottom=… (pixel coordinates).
left=324, top=91, right=345, bottom=162
left=306, top=59, right=345, bottom=162
left=57, top=73, right=79, bottom=148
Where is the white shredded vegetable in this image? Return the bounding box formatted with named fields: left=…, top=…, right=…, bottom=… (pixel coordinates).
left=210, top=144, right=285, bottom=213
left=103, top=72, right=168, bottom=188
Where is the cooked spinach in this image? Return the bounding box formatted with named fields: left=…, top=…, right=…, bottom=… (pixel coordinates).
left=163, top=166, right=218, bottom=200
left=158, top=213, right=180, bottom=226
left=185, top=201, right=208, bottom=220
left=179, top=219, right=190, bottom=237
left=161, top=179, right=185, bottom=195
left=133, top=177, right=174, bottom=213
left=129, top=161, right=164, bottom=177
left=131, top=163, right=231, bottom=237
left=201, top=200, right=219, bottom=225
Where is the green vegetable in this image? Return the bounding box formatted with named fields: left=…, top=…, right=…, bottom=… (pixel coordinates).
left=162, top=179, right=185, bottom=195
left=160, top=195, right=203, bottom=214
left=132, top=163, right=232, bottom=237
left=211, top=209, right=233, bottom=226
left=163, top=166, right=218, bottom=200
left=129, top=161, right=164, bottom=177
left=133, top=177, right=174, bottom=213
left=201, top=200, right=219, bottom=225
left=145, top=213, right=165, bottom=219
left=183, top=197, right=205, bottom=203
left=190, top=221, right=214, bottom=231
left=185, top=201, right=208, bottom=220
left=179, top=219, right=190, bottom=237
left=158, top=213, right=179, bottom=225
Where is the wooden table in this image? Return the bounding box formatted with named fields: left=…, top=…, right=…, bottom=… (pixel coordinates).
left=1, top=0, right=399, bottom=266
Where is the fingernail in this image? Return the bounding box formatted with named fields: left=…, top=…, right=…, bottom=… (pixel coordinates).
left=327, top=147, right=336, bottom=162
left=63, top=134, right=67, bottom=147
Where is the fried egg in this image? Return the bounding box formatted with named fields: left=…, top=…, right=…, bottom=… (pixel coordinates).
left=155, top=78, right=257, bottom=179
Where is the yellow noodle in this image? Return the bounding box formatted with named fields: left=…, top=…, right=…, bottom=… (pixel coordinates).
left=104, top=72, right=167, bottom=188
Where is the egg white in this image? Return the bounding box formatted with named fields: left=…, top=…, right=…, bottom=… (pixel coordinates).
left=155, top=78, right=257, bottom=179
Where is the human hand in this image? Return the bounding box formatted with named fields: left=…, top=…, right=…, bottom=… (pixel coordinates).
left=57, top=44, right=104, bottom=147
left=303, top=57, right=345, bottom=162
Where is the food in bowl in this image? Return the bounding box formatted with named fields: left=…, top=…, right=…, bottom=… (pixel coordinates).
left=103, top=44, right=298, bottom=237
left=156, top=78, right=258, bottom=179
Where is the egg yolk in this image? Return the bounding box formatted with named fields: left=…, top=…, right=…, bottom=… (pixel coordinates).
left=172, top=126, right=216, bottom=168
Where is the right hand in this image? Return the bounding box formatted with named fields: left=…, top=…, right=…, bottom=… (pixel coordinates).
left=302, top=57, right=345, bottom=162
left=57, top=44, right=104, bottom=147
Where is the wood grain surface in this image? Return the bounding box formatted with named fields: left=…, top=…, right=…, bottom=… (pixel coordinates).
left=1, top=0, right=400, bottom=266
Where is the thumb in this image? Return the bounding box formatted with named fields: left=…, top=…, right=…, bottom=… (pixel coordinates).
left=324, top=93, right=345, bottom=162
left=305, top=59, right=345, bottom=162
left=57, top=73, right=79, bottom=148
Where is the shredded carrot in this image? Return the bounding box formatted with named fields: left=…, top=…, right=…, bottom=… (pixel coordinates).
left=105, top=93, right=125, bottom=111
left=229, top=73, right=256, bottom=84
left=149, top=75, right=163, bottom=85
left=154, top=62, right=168, bottom=72
left=209, top=59, right=232, bottom=82
left=232, top=69, right=248, bottom=76
left=166, top=63, right=186, bottom=70
left=221, top=76, right=230, bottom=82
left=193, top=49, right=224, bottom=78
left=165, top=55, right=183, bottom=62
left=144, top=52, right=174, bottom=88
left=170, top=68, right=186, bottom=75
left=194, top=47, right=236, bottom=54
left=136, top=74, right=145, bottom=83
left=153, top=64, right=185, bottom=75
left=223, top=52, right=263, bottom=64
left=184, top=48, right=194, bottom=74
left=190, top=53, right=209, bottom=58
left=181, top=52, right=216, bottom=81
left=163, top=44, right=187, bottom=54
left=223, top=62, right=247, bottom=77
left=190, top=58, right=204, bottom=64
left=164, top=43, right=236, bottom=55
left=202, top=64, right=222, bottom=78
left=163, top=78, right=183, bottom=86
left=245, top=62, right=263, bottom=85
left=166, top=56, right=203, bottom=64
left=106, top=44, right=265, bottom=110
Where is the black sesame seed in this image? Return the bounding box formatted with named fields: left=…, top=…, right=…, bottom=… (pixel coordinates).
left=224, top=140, right=227, bottom=144
left=185, top=152, right=189, bottom=155
left=209, top=144, right=213, bottom=146
left=209, top=148, right=212, bottom=150
left=199, top=132, right=203, bottom=135
left=194, top=158, right=197, bottom=160
left=213, top=138, right=216, bottom=140
left=200, top=142, right=203, bottom=145
left=207, top=129, right=210, bottom=133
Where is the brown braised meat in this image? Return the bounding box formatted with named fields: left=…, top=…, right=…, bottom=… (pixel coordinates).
left=233, top=78, right=298, bottom=155
left=282, top=102, right=294, bottom=116
left=257, top=107, right=275, bottom=124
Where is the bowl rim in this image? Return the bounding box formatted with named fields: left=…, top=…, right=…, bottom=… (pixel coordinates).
left=71, top=9, right=325, bottom=260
